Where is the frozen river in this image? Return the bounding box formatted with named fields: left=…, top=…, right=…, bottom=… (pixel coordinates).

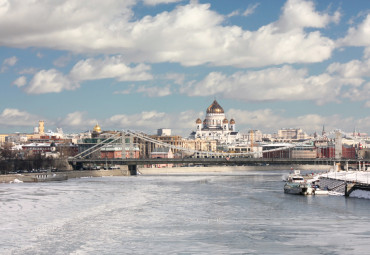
left=1, top=170, right=370, bottom=254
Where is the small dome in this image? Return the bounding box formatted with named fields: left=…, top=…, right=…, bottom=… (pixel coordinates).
left=196, top=118, right=202, bottom=124
left=93, top=123, right=101, bottom=133
left=230, top=119, right=235, bottom=124
left=206, top=100, right=224, bottom=114
left=203, top=119, right=206, bottom=124
left=223, top=118, right=228, bottom=124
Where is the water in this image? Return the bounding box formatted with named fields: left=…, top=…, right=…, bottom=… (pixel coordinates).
left=1, top=170, right=370, bottom=254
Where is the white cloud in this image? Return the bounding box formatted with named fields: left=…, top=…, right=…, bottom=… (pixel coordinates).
left=19, top=67, right=39, bottom=75
left=26, top=69, right=79, bottom=94
left=181, top=65, right=362, bottom=105
left=127, top=1, right=336, bottom=67
left=57, top=111, right=97, bottom=129
left=0, top=108, right=39, bottom=126
left=227, top=10, right=240, bottom=18
left=1, top=56, right=17, bottom=72
left=22, top=55, right=153, bottom=94
left=53, top=54, right=72, bottom=67
left=3, top=56, right=17, bottom=66
left=226, top=108, right=369, bottom=135
left=69, top=56, right=152, bottom=81
left=274, top=0, right=340, bottom=32
left=341, top=82, right=370, bottom=104
left=12, top=76, right=27, bottom=87
left=164, top=73, right=185, bottom=85
left=143, top=0, right=183, bottom=6
left=243, top=3, right=259, bottom=17
left=104, top=110, right=198, bottom=135
left=0, top=0, right=337, bottom=68
left=136, top=85, right=171, bottom=97
left=339, top=14, right=370, bottom=47
left=327, top=58, right=370, bottom=78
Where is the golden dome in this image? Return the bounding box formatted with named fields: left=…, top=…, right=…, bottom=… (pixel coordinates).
left=207, top=100, right=224, bottom=114
left=230, top=118, right=235, bottom=124
left=196, top=118, right=202, bottom=124
left=93, top=123, right=101, bottom=133
left=223, top=118, right=228, bottom=124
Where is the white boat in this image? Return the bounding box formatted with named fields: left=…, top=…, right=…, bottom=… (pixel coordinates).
left=286, top=170, right=305, bottom=183
left=313, top=188, right=329, bottom=195
left=284, top=182, right=314, bottom=195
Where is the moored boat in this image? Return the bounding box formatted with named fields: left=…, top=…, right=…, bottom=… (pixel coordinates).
left=285, top=170, right=305, bottom=183
left=284, top=181, right=314, bottom=195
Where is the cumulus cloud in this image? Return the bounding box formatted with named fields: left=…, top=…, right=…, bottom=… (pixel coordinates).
left=12, top=76, right=27, bottom=87
left=143, top=0, right=183, bottom=6
left=57, top=111, right=97, bottom=129
left=3, top=56, right=17, bottom=66
left=339, top=14, right=370, bottom=47
left=181, top=65, right=362, bottom=105
left=0, top=0, right=338, bottom=68
left=22, top=55, right=153, bottom=94
left=327, top=57, right=370, bottom=78
left=26, top=69, right=79, bottom=94
left=53, top=54, right=72, bottom=67
left=1, top=56, right=17, bottom=72
left=0, top=108, right=39, bottom=126
left=274, top=0, right=340, bottom=32
left=69, top=56, right=152, bottom=81
left=226, top=108, right=369, bottom=135
left=136, top=85, right=171, bottom=97
left=341, top=82, right=370, bottom=106
left=104, top=110, right=198, bottom=135
left=164, top=73, right=185, bottom=85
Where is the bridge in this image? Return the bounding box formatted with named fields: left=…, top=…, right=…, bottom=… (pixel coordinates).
left=68, top=129, right=370, bottom=175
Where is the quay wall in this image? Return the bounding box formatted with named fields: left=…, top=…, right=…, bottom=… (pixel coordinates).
left=1, top=165, right=332, bottom=182
left=0, top=166, right=130, bottom=183
left=64, top=168, right=129, bottom=179
left=138, top=164, right=332, bottom=175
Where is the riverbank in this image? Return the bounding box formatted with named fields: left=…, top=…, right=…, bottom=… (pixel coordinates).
left=1, top=164, right=332, bottom=183
left=0, top=167, right=130, bottom=183
left=138, top=164, right=332, bottom=175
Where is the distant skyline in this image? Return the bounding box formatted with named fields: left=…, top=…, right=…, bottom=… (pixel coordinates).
left=1, top=0, right=370, bottom=136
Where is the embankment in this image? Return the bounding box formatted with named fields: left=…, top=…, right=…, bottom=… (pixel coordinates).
left=138, top=164, right=332, bottom=175
left=0, top=166, right=130, bottom=183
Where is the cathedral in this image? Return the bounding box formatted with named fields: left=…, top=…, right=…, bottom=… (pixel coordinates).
left=189, top=100, right=240, bottom=144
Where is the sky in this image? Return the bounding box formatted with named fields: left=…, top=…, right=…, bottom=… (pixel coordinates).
left=1, top=0, right=370, bottom=136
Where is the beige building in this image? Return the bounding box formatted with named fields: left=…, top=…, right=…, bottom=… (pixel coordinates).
left=0, top=134, right=8, bottom=144
left=183, top=139, right=217, bottom=153
left=277, top=128, right=308, bottom=141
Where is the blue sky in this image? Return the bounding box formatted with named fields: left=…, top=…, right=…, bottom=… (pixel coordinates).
left=1, top=0, right=370, bottom=136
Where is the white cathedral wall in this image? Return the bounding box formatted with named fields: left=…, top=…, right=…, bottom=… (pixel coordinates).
left=205, top=113, right=226, bottom=128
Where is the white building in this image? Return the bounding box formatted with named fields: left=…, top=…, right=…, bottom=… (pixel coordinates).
left=189, top=100, right=240, bottom=144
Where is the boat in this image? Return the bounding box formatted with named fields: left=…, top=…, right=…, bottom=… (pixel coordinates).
left=284, top=181, right=314, bottom=195
left=285, top=170, right=305, bottom=183
left=313, top=189, right=329, bottom=195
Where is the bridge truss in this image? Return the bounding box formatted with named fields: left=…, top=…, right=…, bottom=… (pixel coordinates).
left=72, top=129, right=346, bottom=160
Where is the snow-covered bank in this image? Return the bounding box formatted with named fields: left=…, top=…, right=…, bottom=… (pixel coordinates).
left=139, top=165, right=332, bottom=175
left=319, top=171, right=370, bottom=184
left=316, top=171, right=370, bottom=200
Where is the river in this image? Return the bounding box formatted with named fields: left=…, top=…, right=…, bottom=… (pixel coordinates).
left=1, top=169, right=370, bottom=254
